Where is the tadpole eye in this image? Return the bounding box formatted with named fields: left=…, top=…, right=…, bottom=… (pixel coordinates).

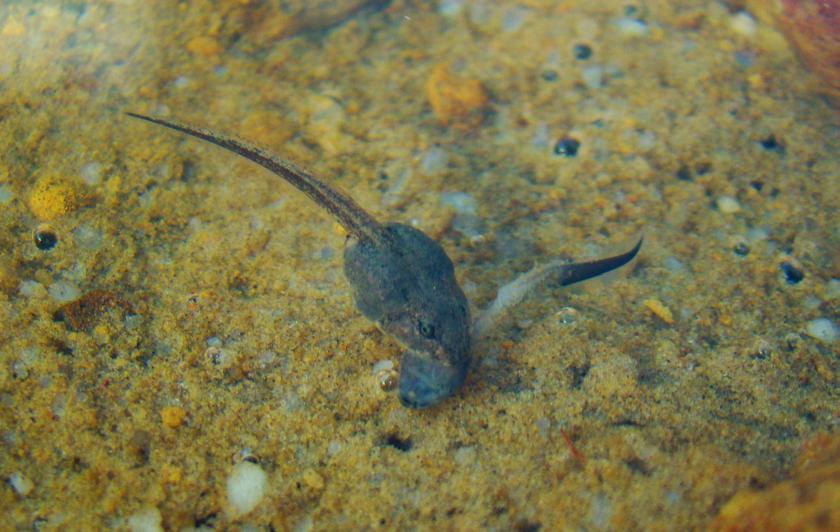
left=418, top=320, right=435, bottom=339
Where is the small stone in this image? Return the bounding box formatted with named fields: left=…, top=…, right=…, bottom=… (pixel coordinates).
left=377, top=369, right=398, bottom=391
left=615, top=17, right=649, bottom=36
left=227, top=461, right=268, bottom=517
left=127, top=507, right=163, bottom=532
left=48, top=281, right=81, bottom=303
left=733, top=242, right=750, bottom=256
left=186, top=36, right=222, bottom=57
left=554, top=137, right=581, bottom=157
left=9, top=471, right=34, bottom=496
left=425, top=63, right=489, bottom=128
left=716, top=196, right=741, bottom=214
left=643, top=298, right=674, bottom=324
left=730, top=12, right=757, bottom=38
left=302, top=469, right=325, bottom=491
left=581, top=65, right=603, bottom=89
left=34, top=225, right=58, bottom=250
left=826, top=279, right=840, bottom=300
left=573, top=43, right=593, bottom=60
left=420, top=146, right=449, bottom=175
left=805, top=318, right=839, bottom=344
left=780, top=262, right=804, bottom=284
left=80, top=162, right=104, bottom=186
left=0, top=184, right=14, bottom=205
left=556, top=306, right=579, bottom=325
left=160, top=406, right=187, bottom=429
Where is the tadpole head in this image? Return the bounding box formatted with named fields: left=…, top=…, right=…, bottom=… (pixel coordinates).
left=398, top=348, right=470, bottom=408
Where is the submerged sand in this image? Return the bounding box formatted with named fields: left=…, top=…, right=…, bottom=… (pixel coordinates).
left=1, top=1, right=838, bottom=530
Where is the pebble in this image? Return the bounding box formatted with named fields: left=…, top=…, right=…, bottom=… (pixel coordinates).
left=48, top=280, right=81, bottom=303
left=227, top=460, right=268, bottom=516
left=440, top=192, right=477, bottom=216
left=826, top=279, right=840, bottom=299
left=420, top=146, right=449, bottom=175
left=716, top=196, right=741, bottom=214
left=501, top=6, right=529, bottom=33
left=780, top=262, right=804, bottom=284
left=0, top=184, right=13, bottom=205
left=372, top=359, right=394, bottom=374
left=127, top=507, right=163, bottom=532
left=556, top=306, right=579, bottom=325
left=73, top=224, right=103, bottom=251
left=554, top=137, right=581, bottom=157
left=573, top=43, right=593, bottom=60
left=80, top=162, right=103, bottom=186
left=581, top=65, right=604, bottom=89
left=160, top=406, right=187, bottom=429
left=302, top=469, right=325, bottom=491
left=730, top=12, right=757, bottom=38
left=805, top=318, right=839, bottom=344
left=733, top=242, right=750, bottom=256
left=615, top=17, right=649, bottom=37
left=9, top=471, right=34, bottom=496
left=19, top=280, right=44, bottom=298
left=438, top=0, right=463, bottom=17
left=34, top=225, right=58, bottom=251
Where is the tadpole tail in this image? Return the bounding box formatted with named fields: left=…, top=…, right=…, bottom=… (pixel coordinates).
left=557, top=237, right=643, bottom=286
left=126, top=112, right=385, bottom=244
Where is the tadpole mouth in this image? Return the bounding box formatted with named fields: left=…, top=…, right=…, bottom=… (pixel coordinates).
left=398, top=349, right=468, bottom=409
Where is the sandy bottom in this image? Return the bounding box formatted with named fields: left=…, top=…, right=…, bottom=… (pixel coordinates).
left=1, top=1, right=838, bottom=530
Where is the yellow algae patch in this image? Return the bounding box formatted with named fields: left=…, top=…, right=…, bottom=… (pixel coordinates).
left=426, top=63, right=489, bottom=128
left=28, top=179, right=78, bottom=220
left=186, top=36, right=222, bottom=57
left=643, top=298, right=674, bottom=324
left=160, top=406, right=187, bottom=429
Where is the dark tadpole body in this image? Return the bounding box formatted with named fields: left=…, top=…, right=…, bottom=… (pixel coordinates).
left=126, top=112, right=640, bottom=408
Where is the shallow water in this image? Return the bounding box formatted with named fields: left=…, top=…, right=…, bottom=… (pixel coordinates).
left=1, top=1, right=838, bottom=530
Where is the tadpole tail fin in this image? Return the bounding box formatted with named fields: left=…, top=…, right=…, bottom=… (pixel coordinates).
left=125, top=112, right=385, bottom=244
left=557, top=237, right=643, bottom=286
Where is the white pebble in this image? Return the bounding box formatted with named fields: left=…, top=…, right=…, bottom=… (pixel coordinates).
left=582, top=65, right=604, bottom=89
left=615, top=17, right=648, bottom=36
left=438, top=0, right=464, bottom=17
left=440, top=192, right=477, bottom=215
left=420, top=146, right=449, bottom=174
left=80, top=162, right=104, bottom=186
left=501, top=6, right=529, bottom=32
left=48, top=280, right=81, bottom=303
left=127, top=507, right=163, bottom=532
left=19, top=280, right=45, bottom=298
left=730, top=12, right=757, bottom=38
left=805, top=318, right=839, bottom=344
left=73, top=224, right=103, bottom=250
left=372, top=359, right=394, bottom=374
left=716, top=196, right=741, bottom=214
left=227, top=461, right=268, bottom=517
left=9, top=471, right=34, bottom=496
left=531, top=122, right=549, bottom=149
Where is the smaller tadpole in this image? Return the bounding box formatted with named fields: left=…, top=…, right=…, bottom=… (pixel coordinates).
left=473, top=237, right=642, bottom=339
